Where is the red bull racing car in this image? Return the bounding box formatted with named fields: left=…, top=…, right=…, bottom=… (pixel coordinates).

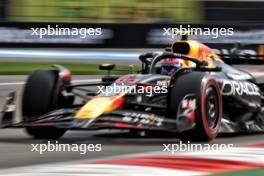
left=1, top=37, right=264, bottom=141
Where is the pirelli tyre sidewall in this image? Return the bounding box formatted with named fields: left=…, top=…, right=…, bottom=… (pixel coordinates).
left=199, top=77, right=222, bottom=140
left=169, top=71, right=222, bottom=141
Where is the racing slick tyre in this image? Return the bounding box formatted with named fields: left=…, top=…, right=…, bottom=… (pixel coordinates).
left=169, top=71, right=222, bottom=141
left=22, top=70, right=66, bottom=139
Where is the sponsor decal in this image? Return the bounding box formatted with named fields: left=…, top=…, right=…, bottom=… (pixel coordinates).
left=156, top=80, right=170, bottom=87
left=218, top=79, right=260, bottom=96
left=122, top=112, right=164, bottom=126
left=177, top=95, right=196, bottom=122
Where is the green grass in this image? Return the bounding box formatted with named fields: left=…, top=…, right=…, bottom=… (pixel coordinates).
left=0, top=62, right=140, bottom=75
left=210, top=168, right=264, bottom=176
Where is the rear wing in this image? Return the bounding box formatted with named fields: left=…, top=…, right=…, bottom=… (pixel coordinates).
left=213, top=42, right=264, bottom=65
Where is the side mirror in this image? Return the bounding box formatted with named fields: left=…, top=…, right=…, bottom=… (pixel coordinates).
left=99, top=63, right=116, bottom=75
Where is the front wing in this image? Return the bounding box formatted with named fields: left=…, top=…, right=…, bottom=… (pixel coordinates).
left=1, top=92, right=264, bottom=133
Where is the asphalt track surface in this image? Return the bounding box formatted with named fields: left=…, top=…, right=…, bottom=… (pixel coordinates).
left=0, top=75, right=263, bottom=170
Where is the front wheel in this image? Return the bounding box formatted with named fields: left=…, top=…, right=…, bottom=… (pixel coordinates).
left=22, top=70, right=67, bottom=139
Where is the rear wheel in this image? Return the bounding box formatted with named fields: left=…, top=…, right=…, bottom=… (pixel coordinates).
left=169, top=72, right=222, bottom=141
left=22, top=70, right=66, bottom=139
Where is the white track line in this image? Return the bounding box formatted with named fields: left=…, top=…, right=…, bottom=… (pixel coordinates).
left=0, top=79, right=101, bottom=86
left=0, top=164, right=207, bottom=176
left=0, top=82, right=24, bottom=86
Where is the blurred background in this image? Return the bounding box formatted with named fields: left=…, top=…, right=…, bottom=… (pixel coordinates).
left=0, top=1, right=263, bottom=174
left=0, top=0, right=262, bottom=71
left=0, top=0, right=263, bottom=24
left=0, top=0, right=263, bottom=49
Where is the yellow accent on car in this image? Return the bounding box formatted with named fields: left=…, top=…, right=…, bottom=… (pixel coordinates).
left=101, top=63, right=111, bottom=66
left=74, top=94, right=124, bottom=119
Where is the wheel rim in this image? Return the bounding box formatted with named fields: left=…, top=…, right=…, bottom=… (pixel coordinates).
left=205, top=86, right=219, bottom=129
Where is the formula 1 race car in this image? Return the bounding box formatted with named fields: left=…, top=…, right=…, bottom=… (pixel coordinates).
left=1, top=37, right=264, bottom=141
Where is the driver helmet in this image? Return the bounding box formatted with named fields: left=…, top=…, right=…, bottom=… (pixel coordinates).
left=160, top=58, right=182, bottom=76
